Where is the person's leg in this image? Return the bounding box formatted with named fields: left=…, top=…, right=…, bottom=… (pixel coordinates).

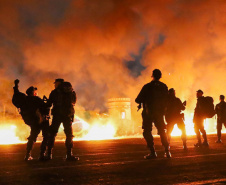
left=199, top=119, right=208, bottom=145
left=166, top=122, right=175, bottom=144
left=63, top=116, right=79, bottom=161
left=39, top=120, right=50, bottom=160
left=46, top=116, right=61, bottom=159
left=154, top=113, right=171, bottom=158
left=25, top=125, right=40, bottom=161
left=142, top=111, right=156, bottom=159
left=216, top=120, right=223, bottom=143
left=177, top=120, right=187, bottom=149
left=194, top=119, right=202, bottom=147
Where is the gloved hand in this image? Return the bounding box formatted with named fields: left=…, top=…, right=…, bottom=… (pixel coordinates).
left=14, top=79, right=20, bottom=85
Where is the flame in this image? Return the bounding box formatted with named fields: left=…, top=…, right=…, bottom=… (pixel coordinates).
left=73, top=118, right=116, bottom=141
left=171, top=112, right=212, bottom=136
left=0, top=125, right=24, bottom=145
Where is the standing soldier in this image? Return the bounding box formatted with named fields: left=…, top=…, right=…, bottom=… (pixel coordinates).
left=46, top=79, right=79, bottom=161
left=165, top=88, right=187, bottom=149
left=135, top=69, right=171, bottom=159
left=215, top=95, right=226, bottom=143
left=193, top=90, right=209, bottom=147
left=12, top=79, right=50, bottom=161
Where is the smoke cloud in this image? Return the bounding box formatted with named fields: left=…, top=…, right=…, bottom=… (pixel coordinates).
left=0, top=0, right=226, bottom=128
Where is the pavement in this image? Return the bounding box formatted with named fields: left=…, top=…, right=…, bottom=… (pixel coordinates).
left=0, top=134, right=226, bottom=185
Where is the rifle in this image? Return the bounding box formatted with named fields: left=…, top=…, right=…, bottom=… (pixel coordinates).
left=42, top=95, right=50, bottom=121
left=137, top=103, right=142, bottom=112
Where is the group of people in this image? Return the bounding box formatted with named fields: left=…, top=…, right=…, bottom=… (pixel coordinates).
left=12, top=69, right=226, bottom=161
left=12, top=79, right=79, bottom=161
left=135, top=69, right=226, bottom=159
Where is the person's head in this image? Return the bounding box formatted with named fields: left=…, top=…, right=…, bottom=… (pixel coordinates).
left=196, top=89, right=203, bottom=98
left=220, top=95, right=225, bottom=101
left=26, top=86, right=38, bottom=96
left=152, top=69, right=162, bottom=81
left=169, top=88, right=176, bottom=97
left=54, top=78, right=64, bottom=89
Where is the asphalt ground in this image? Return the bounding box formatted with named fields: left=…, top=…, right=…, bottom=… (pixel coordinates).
left=0, top=134, right=226, bottom=185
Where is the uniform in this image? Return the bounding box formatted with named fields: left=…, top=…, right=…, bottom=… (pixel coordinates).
left=47, top=81, right=78, bottom=160
left=13, top=83, right=49, bottom=160
left=193, top=96, right=208, bottom=146
left=215, top=101, right=226, bottom=141
left=165, top=96, right=187, bottom=148
left=135, top=80, right=169, bottom=157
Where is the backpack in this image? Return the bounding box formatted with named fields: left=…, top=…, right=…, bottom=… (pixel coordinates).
left=202, top=96, right=215, bottom=118
left=56, top=82, right=76, bottom=116
left=12, top=92, right=27, bottom=109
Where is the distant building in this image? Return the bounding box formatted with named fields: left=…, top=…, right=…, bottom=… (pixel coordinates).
left=108, top=98, right=133, bottom=135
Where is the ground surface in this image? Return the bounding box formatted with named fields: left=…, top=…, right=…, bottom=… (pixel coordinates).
left=0, top=134, right=226, bottom=185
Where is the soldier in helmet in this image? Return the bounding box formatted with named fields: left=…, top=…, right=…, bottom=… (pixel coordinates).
left=46, top=79, right=79, bottom=161
left=12, top=79, right=50, bottom=161
left=165, top=88, right=187, bottom=149
left=193, top=89, right=209, bottom=147
left=135, top=69, right=171, bottom=159
left=215, top=95, right=226, bottom=143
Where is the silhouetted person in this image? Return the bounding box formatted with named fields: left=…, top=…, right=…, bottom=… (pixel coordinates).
left=215, top=95, right=226, bottom=143
left=12, top=79, right=50, bottom=161
left=46, top=79, right=79, bottom=161
left=193, top=90, right=208, bottom=147
left=165, top=88, right=187, bottom=149
left=135, top=69, right=171, bottom=159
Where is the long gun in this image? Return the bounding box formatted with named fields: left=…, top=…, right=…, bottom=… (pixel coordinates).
left=137, top=103, right=142, bottom=112
left=42, top=95, right=50, bottom=120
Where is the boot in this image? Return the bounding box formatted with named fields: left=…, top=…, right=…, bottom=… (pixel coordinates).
left=183, top=140, right=188, bottom=150
left=39, top=143, right=47, bottom=161
left=39, top=151, right=46, bottom=161
left=194, top=133, right=202, bottom=147
left=216, top=130, right=222, bottom=143
left=202, top=140, right=209, bottom=147
left=202, top=132, right=209, bottom=147
left=24, top=140, right=34, bottom=161
left=144, top=147, right=157, bottom=159
left=66, top=148, right=79, bottom=161
left=164, top=146, right=171, bottom=158
left=45, top=148, right=53, bottom=160
left=216, top=139, right=222, bottom=143
left=24, top=152, right=33, bottom=161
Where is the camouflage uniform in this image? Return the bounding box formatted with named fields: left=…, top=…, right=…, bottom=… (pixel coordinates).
left=135, top=80, right=169, bottom=154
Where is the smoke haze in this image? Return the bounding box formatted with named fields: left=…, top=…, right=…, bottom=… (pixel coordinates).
left=0, top=0, right=226, bottom=120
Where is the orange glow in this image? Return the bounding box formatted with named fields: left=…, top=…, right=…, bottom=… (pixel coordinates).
left=0, top=125, right=25, bottom=145
left=75, top=120, right=116, bottom=141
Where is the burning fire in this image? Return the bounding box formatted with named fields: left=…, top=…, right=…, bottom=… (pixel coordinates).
left=0, top=113, right=223, bottom=145
left=0, top=125, right=24, bottom=145
left=75, top=120, right=116, bottom=141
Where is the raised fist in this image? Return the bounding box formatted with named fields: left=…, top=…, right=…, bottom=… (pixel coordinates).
left=14, top=79, right=19, bottom=85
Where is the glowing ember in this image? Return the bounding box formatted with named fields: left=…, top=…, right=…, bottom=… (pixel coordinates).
left=0, top=125, right=24, bottom=145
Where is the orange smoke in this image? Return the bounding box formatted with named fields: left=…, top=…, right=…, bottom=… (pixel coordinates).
left=0, top=1, right=226, bottom=141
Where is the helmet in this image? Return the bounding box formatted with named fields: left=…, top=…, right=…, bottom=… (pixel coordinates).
left=26, top=86, right=37, bottom=95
